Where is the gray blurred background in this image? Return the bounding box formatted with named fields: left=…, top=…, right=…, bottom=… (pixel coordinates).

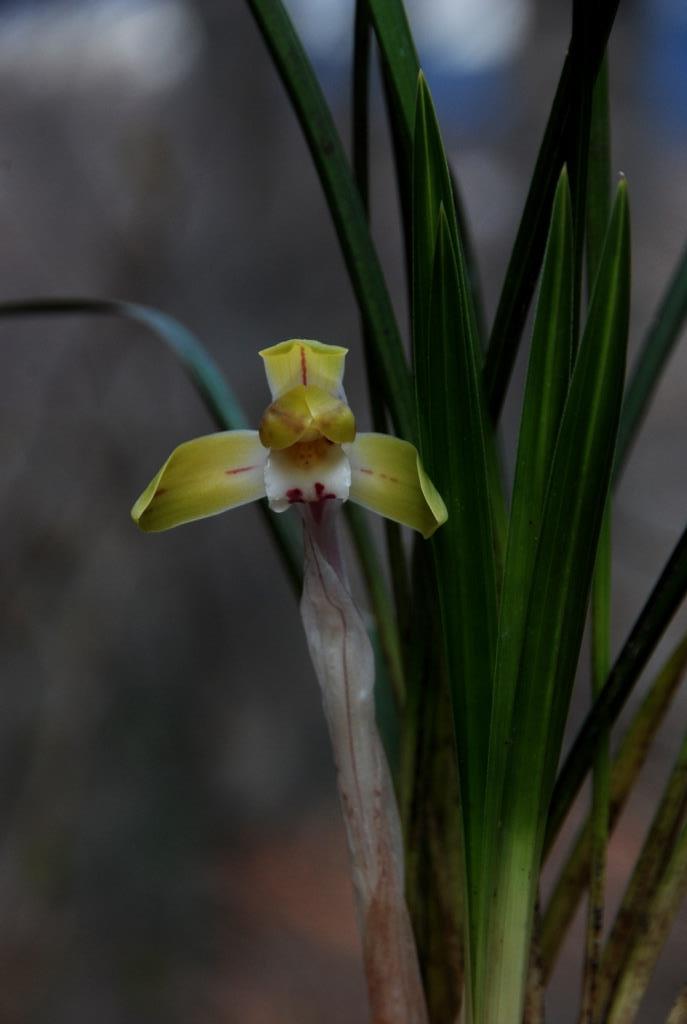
left=0, top=1, right=685, bottom=1021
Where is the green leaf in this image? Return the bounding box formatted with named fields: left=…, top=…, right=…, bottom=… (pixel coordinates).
left=351, top=0, right=411, bottom=671
left=479, top=181, right=630, bottom=1024
left=0, top=296, right=302, bottom=588
left=484, top=0, right=621, bottom=420
left=246, top=0, right=415, bottom=442
left=547, top=520, right=687, bottom=853
left=411, top=75, right=506, bottom=576
left=541, top=630, right=687, bottom=978
left=599, top=733, right=687, bottom=1023
left=478, top=168, right=573, bottom=1007
left=364, top=0, right=486, bottom=344
left=614, top=240, right=687, bottom=477
left=412, top=74, right=462, bottom=365
left=420, top=206, right=499, bottom=974
left=363, top=0, right=419, bottom=145
left=582, top=53, right=613, bottom=1024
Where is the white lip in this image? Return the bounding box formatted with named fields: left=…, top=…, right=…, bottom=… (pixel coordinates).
left=264, top=444, right=351, bottom=513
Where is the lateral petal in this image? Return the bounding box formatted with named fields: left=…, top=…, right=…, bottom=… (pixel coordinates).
left=345, top=433, right=448, bottom=539
left=132, top=430, right=267, bottom=532
left=260, top=339, right=348, bottom=399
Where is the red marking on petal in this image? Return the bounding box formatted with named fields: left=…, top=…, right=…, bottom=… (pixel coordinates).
left=314, top=482, right=336, bottom=500
left=300, top=345, right=307, bottom=385
left=225, top=464, right=257, bottom=476
left=287, top=488, right=305, bottom=504
left=155, top=487, right=167, bottom=497
left=359, top=467, right=374, bottom=475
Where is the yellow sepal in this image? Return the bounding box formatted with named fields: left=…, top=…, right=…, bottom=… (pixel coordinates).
left=131, top=430, right=267, bottom=532
left=259, top=339, right=348, bottom=399
left=345, top=433, right=448, bottom=538
left=259, top=384, right=355, bottom=449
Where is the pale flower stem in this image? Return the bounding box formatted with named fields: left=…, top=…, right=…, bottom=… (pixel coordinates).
left=300, top=504, right=428, bottom=1024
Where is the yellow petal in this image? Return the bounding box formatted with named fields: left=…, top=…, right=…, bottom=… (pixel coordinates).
left=303, top=386, right=356, bottom=444
left=259, top=339, right=348, bottom=399
left=259, top=386, right=313, bottom=449
left=131, top=430, right=267, bottom=532
left=259, top=384, right=356, bottom=449
left=345, top=433, right=448, bottom=539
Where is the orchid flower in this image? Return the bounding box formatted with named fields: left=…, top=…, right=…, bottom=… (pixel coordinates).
left=132, top=340, right=447, bottom=1023
left=131, top=338, right=446, bottom=537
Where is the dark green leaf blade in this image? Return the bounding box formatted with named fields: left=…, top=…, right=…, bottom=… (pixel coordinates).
left=480, top=181, right=630, bottom=1023
left=547, top=519, right=687, bottom=853
left=582, top=53, right=613, bottom=1024
left=541, top=631, right=687, bottom=978
left=614, top=239, right=687, bottom=477
left=420, top=206, right=499, bottom=972
left=412, top=75, right=507, bottom=580
left=598, top=730, right=687, bottom=1022
left=365, top=0, right=486, bottom=344
left=478, top=168, right=573, bottom=1005
left=247, top=0, right=415, bottom=441
left=484, top=0, right=621, bottom=420
left=412, top=74, right=461, bottom=368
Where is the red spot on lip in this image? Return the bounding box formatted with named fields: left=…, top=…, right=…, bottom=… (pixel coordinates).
left=314, top=482, right=336, bottom=500
left=300, top=345, right=307, bottom=385
left=225, top=464, right=257, bottom=476
left=287, top=487, right=305, bottom=504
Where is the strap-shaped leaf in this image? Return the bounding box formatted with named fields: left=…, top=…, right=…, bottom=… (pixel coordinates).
left=614, top=239, right=687, bottom=477
left=0, top=297, right=302, bottom=585
left=480, top=181, right=629, bottom=1024
left=484, top=0, right=621, bottom=420
left=421, top=207, right=498, bottom=968
left=599, top=730, right=687, bottom=1022
left=412, top=74, right=461, bottom=367
left=412, top=74, right=506, bottom=581
left=246, top=0, right=415, bottom=442
left=547, top=520, right=687, bottom=852
left=363, top=0, right=418, bottom=142
left=541, top=631, right=687, bottom=977
left=365, top=0, right=486, bottom=343
left=478, top=169, right=573, bottom=1005
left=582, top=53, right=613, bottom=1023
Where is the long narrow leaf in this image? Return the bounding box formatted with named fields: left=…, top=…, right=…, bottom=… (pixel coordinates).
left=0, top=297, right=302, bottom=587
left=599, top=731, right=687, bottom=1023
left=581, top=55, right=613, bottom=1024
left=479, top=168, right=573, bottom=1006
left=484, top=0, right=621, bottom=420
left=541, top=631, right=687, bottom=977
left=421, top=208, right=499, bottom=975
left=412, top=75, right=506, bottom=586
left=364, top=0, right=486, bottom=343
left=547, top=520, right=687, bottom=853
left=246, top=0, right=415, bottom=442
left=614, top=239, right=687, bottom=477
left=480, top=182, right=629, bottom=1024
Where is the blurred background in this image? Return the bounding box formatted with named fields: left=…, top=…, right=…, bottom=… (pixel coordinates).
left=0, top=0, right=685, bottom=1021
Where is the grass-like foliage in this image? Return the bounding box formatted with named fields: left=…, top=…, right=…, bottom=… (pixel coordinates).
left=3, top=2, right=686, bottom=1021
